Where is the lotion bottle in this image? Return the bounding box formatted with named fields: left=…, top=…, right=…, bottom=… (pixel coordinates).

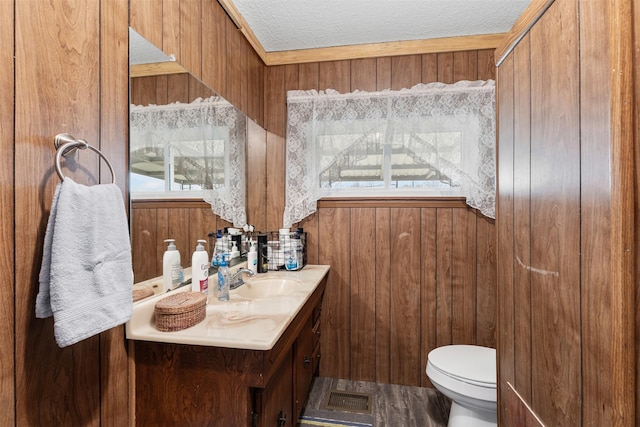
left=162, top=239, right=181, bottom=292
left=191, top=239, right=209, bottom=296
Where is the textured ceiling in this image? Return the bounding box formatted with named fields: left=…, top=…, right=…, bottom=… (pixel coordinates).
left=232, top=0, right=531, bottom=52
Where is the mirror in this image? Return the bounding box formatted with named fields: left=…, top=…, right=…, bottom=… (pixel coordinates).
left=129, top=28, right=249, bottom=293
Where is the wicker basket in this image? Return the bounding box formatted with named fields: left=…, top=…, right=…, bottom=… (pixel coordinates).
left=154, top=292, right=207, bottom=332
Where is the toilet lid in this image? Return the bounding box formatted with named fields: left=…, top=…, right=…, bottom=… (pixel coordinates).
left=428, top=345, right=496, bottom=387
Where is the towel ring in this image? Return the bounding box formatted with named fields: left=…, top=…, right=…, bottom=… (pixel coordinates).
left=54, top=133, right=116, bottom=184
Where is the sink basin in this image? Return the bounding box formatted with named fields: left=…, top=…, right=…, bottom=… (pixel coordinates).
left=234, top=277, right=302, bottom=299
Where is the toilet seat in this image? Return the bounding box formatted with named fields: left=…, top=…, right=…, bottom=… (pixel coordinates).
left=428, top=345, right=496, bottom=389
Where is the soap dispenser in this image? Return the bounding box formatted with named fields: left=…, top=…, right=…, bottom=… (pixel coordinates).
left=162, top=239, right=182, bottom=292
left=191, top=239, right=209, bottom=296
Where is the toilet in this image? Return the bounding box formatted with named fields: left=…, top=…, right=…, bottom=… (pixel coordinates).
left=426, top=345, right=497, bottom=427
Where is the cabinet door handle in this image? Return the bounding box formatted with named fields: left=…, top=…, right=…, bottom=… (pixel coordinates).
left=277, top=410, right=287, bottom=426
left=303, top=355, right=311, bottom=367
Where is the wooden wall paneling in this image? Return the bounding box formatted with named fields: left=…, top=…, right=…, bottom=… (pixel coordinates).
left=349, top=208, right=377, bottom=382
left=635, top=2, right=640, bottom=421
left=436, top=52, right=454, bottom=83
left=318, top=208, right=351, bottom=378
left=226, top=21, right=244, bottom=110
left=298, top=213, right=319, bottom=265
left=453, top=50, right=478, bottom=82
left=179, top=0, right=202, bottom=79
left=132, top=208, right=158, bottom=282
left=162, top=0, right=180, bottom=64
left=0, top=0, right=14, bottom=422
left=529, top=1, right=581, bottom=423
left=130, top=76, right=157, bottom=106
left=130, top=0, right=163, bottom=49
left=421, top=53, right=438, bottom=83
left=201, top=0, right=227, bottom=99
left=435, top=208, right=453, bottom=347
left=399, top=54, right=422, bottom=85
left=264, top=65, right=285, bottom=136
left=579, top=0, right=614, bottom=421
left=98, top=2, right=130, bottom=422
left=477, top=49, right=496, bottom=81
left=299, top=62, right=320, bottom=91
left=350, top=58, right=377, bottom=92
left=451, top=209, right=476, bottom=345
left=15, top=1, right=103, bottom=424
left=374, top=207, right=392, bottom=383
left=389, top=208, right=422, bottom=386
left=168, top=73, right=190, bottom=103
left=318, top=60, right=351, bottom=93
left=248, top=48, right=265, bottom=125
left=247, top=118, right=268, bottom=231
left=420, top=208, right=437, bottom=387
left=375, top=57, right=392, bottom=91
left=188, top=207, right=216, bottom=252
left=512, top=34, right=532, bottom=403
left=496, top=54, right=516, bottom=425
left=391, top=55, right=422, bottom=90
left=475, top=215, right=496, bottom=349
left=266, top=132, right=286, bottom=232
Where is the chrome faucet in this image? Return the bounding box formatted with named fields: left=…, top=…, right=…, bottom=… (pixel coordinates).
left=229, top=268, right=256, bottom=290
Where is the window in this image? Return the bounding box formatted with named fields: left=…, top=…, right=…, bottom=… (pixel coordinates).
left=284, top=81, right=496, bottom=227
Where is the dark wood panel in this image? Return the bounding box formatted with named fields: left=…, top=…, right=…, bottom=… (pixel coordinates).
left=0, top=0, right=14, bottom=423
left=453, top=50, right=478, bottom=82
left=390, top=208, right=422, bottom=386
left=299, top=62, right=320, bottom=91
left=435, top=208, right=453, bottom=347
left=504, top=383, right=545, bottom=427
left=436, top=52, right=454, bottom=83
left=475, top=215, right=496, bottom=349
left=529, top=1, right=581, bottom=424
left=264, top=65, right=285, bottom=135
left=420, top=209, right=437, bottom=387
left=391, top=55, right=422, bottom=90
left=421, top=53, right=438, bottom=83
left=451, top=209, right=476, bottom=345
left=161, top=0, right=180, bottom=66
left=374, top=207, right=392, bottom=383
left=477, top=49, right=496, bottom=81
left=318, top=60, right=351, bottom=93
left=350, top=58, right=377, bottom=92
left=247, top=118, right=267, bottom=231
left=266, top=132, right=286, bottom=232
left=226, top=20, right=244, bottom=110
left=512, top=34, right=532, bottom=403
left=350, top=208, right=377, bottom=381
left=496, top=53, right=515, bottom=424
left=130, top=0, right=163, bottom=48
left=376, top=57, right=392, bottom=90
left=202, top=0, right=228, bottom=100
left=318, top=208, right=352, bottom=378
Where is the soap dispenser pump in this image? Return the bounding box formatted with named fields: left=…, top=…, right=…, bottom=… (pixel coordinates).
left=162, top=239, right=182, bottom=292
left=191, top=239, right=209, bottom=296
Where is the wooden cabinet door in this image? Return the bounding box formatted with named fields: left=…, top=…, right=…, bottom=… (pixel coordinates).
left=293, top=315, right=315, bottom=419
left=258, top=349, right=293, bottom=427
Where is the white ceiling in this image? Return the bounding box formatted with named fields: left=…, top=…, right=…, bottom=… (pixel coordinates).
left=231, top=0, right=531, bottom=52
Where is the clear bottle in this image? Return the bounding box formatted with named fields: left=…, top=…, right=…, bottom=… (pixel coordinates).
left=211, top=229, right=224, bottom=267
left=191, top=239, right=209, bottom=296
left=217, top=254, right=230, bottom=301
left=162, top=239, right=182, bottom=292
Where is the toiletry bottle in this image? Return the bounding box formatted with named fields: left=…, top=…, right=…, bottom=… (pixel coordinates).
left=230, top=241, right=240, bottom=259
left=257, top=234, right=268, bottom=273
left=217, top=254, right=230, bottom=301
left=191, top=239, right=209, bottom=296
left=247, top=240, right=257, bottom=274
left=162, top=239, right=182, bottom=292
left=211, top=229, right=224, bottom=267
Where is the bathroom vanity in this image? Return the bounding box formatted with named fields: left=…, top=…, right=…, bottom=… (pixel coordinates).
left=126, top=265, right=329, bottom=426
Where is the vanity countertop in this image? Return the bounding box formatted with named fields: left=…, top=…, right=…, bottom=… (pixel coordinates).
left=125, top=264, right=330, bottom=350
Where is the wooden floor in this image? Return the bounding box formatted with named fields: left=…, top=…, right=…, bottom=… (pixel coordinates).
left=298, top=377, right=450, bottom=427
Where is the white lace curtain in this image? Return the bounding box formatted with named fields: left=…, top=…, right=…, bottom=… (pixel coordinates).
left=284, top=80, right=496, bottom=227
left=130, top=96, right=246, bottom=226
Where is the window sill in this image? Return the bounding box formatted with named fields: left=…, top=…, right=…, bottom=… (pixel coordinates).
left=317, top=196, right=467, bottom=209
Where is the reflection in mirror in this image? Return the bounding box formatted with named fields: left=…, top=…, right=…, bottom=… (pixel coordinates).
left=129, top=28, right=247, bottom=227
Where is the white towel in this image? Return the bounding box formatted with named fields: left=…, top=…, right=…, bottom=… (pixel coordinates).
left=36, top=177, right=133, bottom=347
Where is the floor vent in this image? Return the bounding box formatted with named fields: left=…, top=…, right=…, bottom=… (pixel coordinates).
left=322, top=389, right=373, bottom=414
